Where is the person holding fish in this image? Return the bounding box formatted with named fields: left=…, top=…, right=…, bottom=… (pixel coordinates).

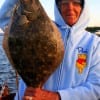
left=0, top=0, right=100, bottom=100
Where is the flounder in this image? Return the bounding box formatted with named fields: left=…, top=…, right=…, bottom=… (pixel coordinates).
left=3, top=0, right=64, bottom=87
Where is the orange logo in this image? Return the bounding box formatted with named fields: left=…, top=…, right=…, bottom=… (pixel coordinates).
left=76, top=54, right=87, bottom=74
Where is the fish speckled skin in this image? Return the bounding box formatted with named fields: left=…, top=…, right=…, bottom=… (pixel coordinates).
left=3, top=0, right=64, bottom=87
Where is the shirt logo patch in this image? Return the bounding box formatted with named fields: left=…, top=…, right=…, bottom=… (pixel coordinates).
left=76, top=53, right=87, bottom=74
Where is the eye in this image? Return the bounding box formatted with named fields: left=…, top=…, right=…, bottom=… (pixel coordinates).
left=73, top=1, right=81, bottom=6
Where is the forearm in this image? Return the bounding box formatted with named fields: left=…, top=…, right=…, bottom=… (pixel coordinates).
left=58, top=82, right=100, bottom=100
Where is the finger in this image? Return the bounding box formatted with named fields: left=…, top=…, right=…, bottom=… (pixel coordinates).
left=25, top=87, right=42, bottom=94
left=24, top=92, right=35, bottom=97
left=24, top=89, right=36, bottom=96
left=23, top=96, right=34, bottom=100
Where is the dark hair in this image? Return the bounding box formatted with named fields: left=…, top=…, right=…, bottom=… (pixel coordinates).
left=56, top=0, right=84, bottom=8
left=55, top=0, right=60, bottom=5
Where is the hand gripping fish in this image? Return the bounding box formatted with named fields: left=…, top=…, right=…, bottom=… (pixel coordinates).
left=3, top=0, right=64, bottom=87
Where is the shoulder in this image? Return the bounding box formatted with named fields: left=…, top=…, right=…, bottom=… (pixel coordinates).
left=83, top=30, right=100, bottom=53
left=85, top=30, right=100, bottom=44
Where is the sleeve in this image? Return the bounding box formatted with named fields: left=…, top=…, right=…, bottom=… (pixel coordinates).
left=0, top=0, right=18, bottom=30
left=14, top=79, right=26, bottom=100
left=58, top=40, right=100, bottom=100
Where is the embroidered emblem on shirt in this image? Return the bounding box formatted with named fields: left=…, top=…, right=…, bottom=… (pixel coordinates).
left=76, top=53, right=87, bottom=74
left=76, top=47, right=87, bottom=74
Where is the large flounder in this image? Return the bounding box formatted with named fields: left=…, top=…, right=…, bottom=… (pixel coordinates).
left=3, top=0, right=64, bottom=87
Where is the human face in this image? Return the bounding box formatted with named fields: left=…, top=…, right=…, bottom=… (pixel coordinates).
left=59, top=0, right=82, bottom=26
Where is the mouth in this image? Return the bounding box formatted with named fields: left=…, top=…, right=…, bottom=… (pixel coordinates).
left=66, top=13, right=75, bottom=16
left=66, top=15, right=75, bottom=18
left=67, top=15, right=74, bottom=17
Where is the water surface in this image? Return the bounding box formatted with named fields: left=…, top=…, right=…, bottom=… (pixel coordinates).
left=0, top=34, right=17, bottom=93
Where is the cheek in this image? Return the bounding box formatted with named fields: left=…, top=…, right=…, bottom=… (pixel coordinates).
left=76, top=8, right=82, bottom=17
